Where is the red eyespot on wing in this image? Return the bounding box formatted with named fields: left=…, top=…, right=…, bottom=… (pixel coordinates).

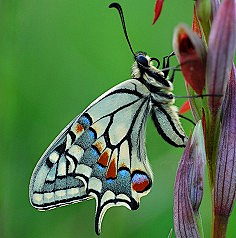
left=131, top=171, right=151, bottom=193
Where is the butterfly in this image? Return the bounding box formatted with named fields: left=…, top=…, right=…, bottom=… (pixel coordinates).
left=29, top=2, right=188, bottom=235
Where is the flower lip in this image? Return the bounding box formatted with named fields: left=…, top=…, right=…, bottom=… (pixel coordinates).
left=173, top=24, right=207, bottom=95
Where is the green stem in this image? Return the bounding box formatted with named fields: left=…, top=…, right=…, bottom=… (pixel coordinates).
left=204, top=110, right=221, bottom=238
left=195, top=212, right=204, bottom=238
left=205, top=111, right=220, bottom=190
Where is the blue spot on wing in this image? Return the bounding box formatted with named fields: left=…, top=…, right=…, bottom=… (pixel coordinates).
left=131, top=173, right=148, bottom=184
left=96, top=164, right=105, bottom=171
left=106, top=179, right=114, bottom=184
left=78, top=114, right=92, bottom=128
left=88, top=129, right=96, bottom=140
left=91, top=146, right=99, bottom=157
left=119, top=169, right=129, bottom=177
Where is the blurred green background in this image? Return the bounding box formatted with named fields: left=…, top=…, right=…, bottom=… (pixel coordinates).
left=0, top=1, right=235, bottom=237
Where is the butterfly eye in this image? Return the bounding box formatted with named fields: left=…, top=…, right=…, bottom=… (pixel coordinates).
left=137, top=55, right=149, bottom=67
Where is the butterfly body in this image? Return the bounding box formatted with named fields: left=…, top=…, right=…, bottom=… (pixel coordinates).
left=30, top=52, right=187, bottom=234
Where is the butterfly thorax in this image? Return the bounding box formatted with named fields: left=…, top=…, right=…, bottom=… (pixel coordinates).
left=131, top=52, right=175, bottom=104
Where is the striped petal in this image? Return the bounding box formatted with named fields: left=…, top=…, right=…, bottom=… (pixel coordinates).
left=206, top=0, right=236, bottom=115
left=174, top=121, right=206, bottom=238
left=210, top=0, right=220, bottom=19
left=214, top=66, right=236, bottom=236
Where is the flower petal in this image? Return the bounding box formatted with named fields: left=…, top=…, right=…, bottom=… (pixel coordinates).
left=214, top=66, right=236, bottom=219
left=211, top=0, right=220, bottom=19
left=173, top=24, right=207, bottom=95
left=179, top=100, right=191, bottom=115
left=192, top=5, right=202, bottom=39
left=188, top=121, right=206, bottom=213
left=174, top=121, right=206, bottom=237
left=206, top=0, right=236, bottom=115
left=152, top=0, right=164, bottom=25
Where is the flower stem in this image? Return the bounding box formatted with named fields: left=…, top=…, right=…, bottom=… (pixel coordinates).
left=205, top=112, right=220, bottom=190
left=205, top=111, right=222, bottom=238
left=195, top=212, right=204, bottom=238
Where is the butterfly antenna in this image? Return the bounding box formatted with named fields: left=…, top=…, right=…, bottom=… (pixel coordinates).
left=109, top=2, right=135, bottom=56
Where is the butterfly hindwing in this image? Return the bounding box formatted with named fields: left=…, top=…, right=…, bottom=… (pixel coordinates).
left=29, top=79, right=153, bottom=234
left=151, top=104, right=187, bottom=147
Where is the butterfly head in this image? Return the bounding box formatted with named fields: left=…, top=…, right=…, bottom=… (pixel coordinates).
left=132, top=52, right=173, bottom=90
left=109, top=4, right=173, bottom=90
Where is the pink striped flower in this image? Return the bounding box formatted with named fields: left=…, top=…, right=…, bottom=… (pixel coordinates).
left=172, top=0, right=236, bottom=237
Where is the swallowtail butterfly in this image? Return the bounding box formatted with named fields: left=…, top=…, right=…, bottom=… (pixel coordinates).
left=29, top=2, right=187, bottom=235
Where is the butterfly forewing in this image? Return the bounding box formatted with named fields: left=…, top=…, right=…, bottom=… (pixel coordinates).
left=30, top=79, right=154, bottom=234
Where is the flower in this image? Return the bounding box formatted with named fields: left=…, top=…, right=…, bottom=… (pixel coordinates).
left=174, top=121, right=205, bottom=238
left=206, top=0, right=236, bottom=115
left=172, top=0, right=235, bottom=237
left=214, top=66, right=236, bottom=237
left=173, top=23, right=207, bottom=122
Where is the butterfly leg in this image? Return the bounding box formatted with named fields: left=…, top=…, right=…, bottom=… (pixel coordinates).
left=162, top=51, right=175, bottom=78
left=178, top=114, right=196, bottom=126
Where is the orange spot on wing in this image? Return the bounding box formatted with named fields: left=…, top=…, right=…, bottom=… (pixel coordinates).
left=94, top=141, right=103, bottom=153
left=75, top=124, right=84, bottom=133
left=106, top=159, right=117, bottom=179
left=97, top=150, right=109, bottom=166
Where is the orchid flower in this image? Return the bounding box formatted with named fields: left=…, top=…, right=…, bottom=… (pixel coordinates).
left=174, top=121, right=206, bottom=238
left=153, top=0, right=235, bottom=237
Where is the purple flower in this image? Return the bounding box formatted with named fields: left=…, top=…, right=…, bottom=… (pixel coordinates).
left=214, top=66, right=236, bottom=237
left=211, top=0, right=221, bottom=19
left=174, top=121, right=205, bottom=238
left=206, top=0, right=236, bottom=115
left=172, top=0, right=235, bottom=237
